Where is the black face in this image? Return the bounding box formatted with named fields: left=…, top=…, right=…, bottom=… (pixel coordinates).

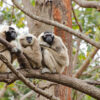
left=26, top=36, right=32, bottom=43
left=5, top=27, right=17, bottom=42
left=42, top=32, right=54, bottom=45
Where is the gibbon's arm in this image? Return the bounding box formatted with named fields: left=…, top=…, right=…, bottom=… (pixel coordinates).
left=10, top=40, right=19, bottom=63
left=38, top=34, right=50, bottom=48
left=41, top=45, right=68, bottom=66
left=0, top=44, right=6, bottom=52
left=31, top=37, right=42, bottom=68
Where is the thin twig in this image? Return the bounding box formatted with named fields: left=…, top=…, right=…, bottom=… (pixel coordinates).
left=82, top=66, right=100, bottom=76
left=2, top=0, right=13, bottom=6
left=71, top=4, right=82, bottom=68
left=74, top=47, right=99, bottom=78
left=72, top=5, right=82, bottom=32
left=20, top=83, right=57, bottom=100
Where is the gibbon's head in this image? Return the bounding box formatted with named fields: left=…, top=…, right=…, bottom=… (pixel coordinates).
left=1, top=26, right=17, bottom=42
left=42, top=32, right=54, bottom=45
left=5, top=27, right=17, bottom=42
left=19, top=34, right=35, bottom=47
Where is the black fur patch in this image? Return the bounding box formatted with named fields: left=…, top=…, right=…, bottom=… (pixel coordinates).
left=5, top=27, right=17, bottom=42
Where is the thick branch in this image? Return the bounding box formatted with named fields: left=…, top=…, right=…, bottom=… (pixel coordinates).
left=0, top=69, right=100, bottom=99
left=12, top=0, right=100, bottom=49
left=73, top=0, right=100, bottom=10
left=0, top=54, right=59, bottom=100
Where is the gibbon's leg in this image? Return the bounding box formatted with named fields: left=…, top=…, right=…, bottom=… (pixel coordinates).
left=46, top=47, right=68, bottom=66
left=0, top=51, right=11, bottom=72
left=0, top=61, right=8, bottom=72
left=43, top=49, right=58, bottom=73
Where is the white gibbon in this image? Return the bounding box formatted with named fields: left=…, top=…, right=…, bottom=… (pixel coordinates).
left=18, top=33, right=42, bottom=69
left=0, top=25, right=17, bottom=72
left=38, top=32, right=69, bottom=74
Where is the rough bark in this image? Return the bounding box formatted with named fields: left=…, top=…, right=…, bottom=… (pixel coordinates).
left=53, top=0, right=72, bottom=100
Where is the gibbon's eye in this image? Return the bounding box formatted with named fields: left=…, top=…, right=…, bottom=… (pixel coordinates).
left=26, top=37, right=32, bottom=43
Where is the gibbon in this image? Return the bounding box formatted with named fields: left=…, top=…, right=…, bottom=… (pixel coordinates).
left=18, top=33, right=42, bottom=69
left=38, top=32, right=69, bottom=74
left=0, top=25, right=17, bottom=72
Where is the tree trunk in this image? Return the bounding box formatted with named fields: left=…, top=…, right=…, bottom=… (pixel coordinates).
left=53, top=0, right=72, bottom=100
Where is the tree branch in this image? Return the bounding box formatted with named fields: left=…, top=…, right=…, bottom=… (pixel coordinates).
left=82, top=66, right=100, bottom=76
left=12, top=0, right=100, bottom=49
left=74, top=47, right=99, bottom=78
left=85, top=80, right=100, bottom=86
left=73, top=0, right=100, bottom=10
left=72, top=4, right=82, bottom=68
left=20, top=91, right=34, bottom=100
left=72, top=5, right=82, bottom=32
left=0, top=68, right=100, bottom=99
left=20, top=83, right=57, bottom=100
left=0, top=54, right=59, bottom=100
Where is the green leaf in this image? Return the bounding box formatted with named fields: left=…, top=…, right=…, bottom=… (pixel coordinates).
left=0, top=1, right=3, bottom=7
left=30, top=0, right=35, bottom=6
